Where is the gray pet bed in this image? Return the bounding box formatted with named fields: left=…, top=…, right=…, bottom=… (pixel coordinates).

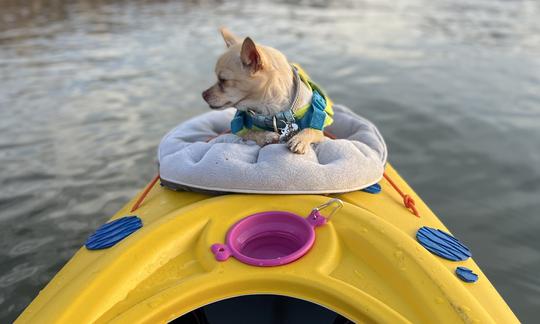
left=158, top=105, right=387, bottom=194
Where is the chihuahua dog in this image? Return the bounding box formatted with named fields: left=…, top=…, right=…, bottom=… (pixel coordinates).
left=202, top=28, right=333, bottom=154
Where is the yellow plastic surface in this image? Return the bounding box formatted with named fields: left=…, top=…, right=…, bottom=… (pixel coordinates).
left=16, top=165, right=518, bottom=323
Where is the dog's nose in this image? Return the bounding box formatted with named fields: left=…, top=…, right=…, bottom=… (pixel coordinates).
left=202, top=89, right=210, bottom=102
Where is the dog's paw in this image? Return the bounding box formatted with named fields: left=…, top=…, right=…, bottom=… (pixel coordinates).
left=287, top=135, right=311, bottom=154
left=254, top=132, right=279, bottom=147
left=265, top=132, right=280, bottom=144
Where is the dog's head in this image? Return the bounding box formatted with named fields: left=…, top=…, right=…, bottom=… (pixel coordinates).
left=202, top=28, right=291, bottom=112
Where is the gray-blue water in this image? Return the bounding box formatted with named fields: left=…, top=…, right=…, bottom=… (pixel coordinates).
left=1, top=0, right=539, bottom=322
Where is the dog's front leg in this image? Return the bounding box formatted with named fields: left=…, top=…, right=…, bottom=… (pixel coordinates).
left=240, top=130, right=279, bottom=147
left=287, top=128, right=325, bottom=154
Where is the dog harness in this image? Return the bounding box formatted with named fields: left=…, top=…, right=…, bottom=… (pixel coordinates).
left=231, top=64, right=334, bottom=136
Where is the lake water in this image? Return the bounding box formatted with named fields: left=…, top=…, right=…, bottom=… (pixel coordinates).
left=1, top=0, right=539, bottom=322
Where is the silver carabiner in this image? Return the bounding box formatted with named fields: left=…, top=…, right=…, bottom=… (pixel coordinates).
left=272, top=115, right=278, bottom=133
left=312, top=198, right=343, bottom=222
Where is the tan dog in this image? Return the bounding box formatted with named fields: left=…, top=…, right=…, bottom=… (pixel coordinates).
left=202, top=28, right=330, bottom=154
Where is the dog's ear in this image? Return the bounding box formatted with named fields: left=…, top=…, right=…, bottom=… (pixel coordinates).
left=220, top=27, right=240, bottom=48
left=240, top=37, right=263, bottom=73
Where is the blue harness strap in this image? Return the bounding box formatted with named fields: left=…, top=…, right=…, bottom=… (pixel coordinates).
left=231, top=111, right=252, bottom=134
left=232, top=90, right=330, bottom=134
left=298, top=91, right=327, bottom=130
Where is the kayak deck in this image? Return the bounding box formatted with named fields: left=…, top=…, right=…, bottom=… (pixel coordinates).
left=16, top=164, right=518, bottom=323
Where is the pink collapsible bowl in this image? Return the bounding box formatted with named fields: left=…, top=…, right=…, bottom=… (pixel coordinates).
left=211, top=210, right=327, bottom=267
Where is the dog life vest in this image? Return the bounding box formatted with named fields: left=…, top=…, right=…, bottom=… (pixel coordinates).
left=231, top=64, right=334, bottom=135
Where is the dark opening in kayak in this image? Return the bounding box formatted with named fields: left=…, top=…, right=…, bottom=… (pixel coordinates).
left=170, top=295, right=352, bottom=324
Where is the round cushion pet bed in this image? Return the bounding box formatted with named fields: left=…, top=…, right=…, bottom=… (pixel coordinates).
left=158, top=105, right=387, bottom=194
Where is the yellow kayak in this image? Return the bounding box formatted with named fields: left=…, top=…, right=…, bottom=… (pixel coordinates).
left=16, top=164, right=518, bottom=323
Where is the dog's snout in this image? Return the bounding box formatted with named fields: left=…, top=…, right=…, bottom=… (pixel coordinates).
left=202, top=89, right=211, bottom=102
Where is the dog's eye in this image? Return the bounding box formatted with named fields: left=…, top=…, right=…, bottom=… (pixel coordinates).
left=218, top=78, right=227, bottom=91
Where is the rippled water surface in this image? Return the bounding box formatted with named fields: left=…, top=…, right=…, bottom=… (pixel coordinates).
left=1, top=0, right=539, bottom=322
